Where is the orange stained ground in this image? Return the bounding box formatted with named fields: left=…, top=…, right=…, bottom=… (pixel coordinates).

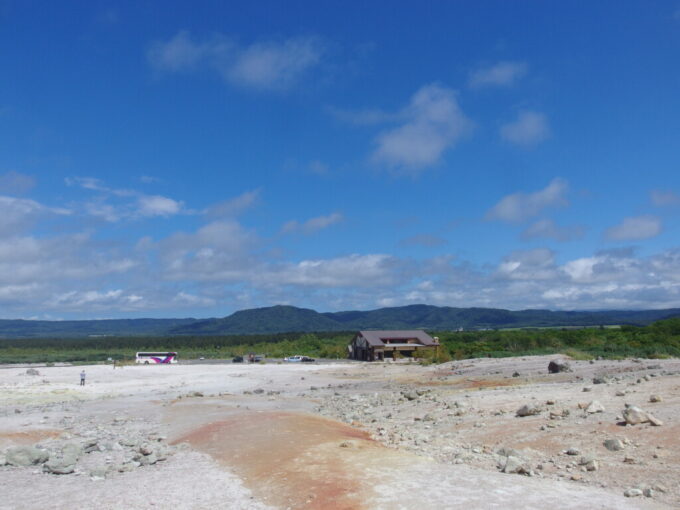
left=173, top=411, right=386, bottom=510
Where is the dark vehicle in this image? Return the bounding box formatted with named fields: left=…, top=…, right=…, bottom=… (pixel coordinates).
left=232, top=355, right=244, bottom=363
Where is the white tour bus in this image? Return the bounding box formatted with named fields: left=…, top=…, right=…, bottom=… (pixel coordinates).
left=135, top=352, right=178, bottom=364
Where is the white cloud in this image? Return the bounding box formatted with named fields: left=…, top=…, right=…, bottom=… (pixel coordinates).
left=148, top=32, right=323, bottom=91
left=282, top=212, right=343, bottom=235
left=225, top=37, right=322, bottom=90
left=68, top=176, right=185, bottom=221
left=137, top=195, right=183, bottom=217
left=650, top=189, right=680, bottom=207
left=468, top=61, right=528, bottom=88
left=605, top=215, right=662, bottom=241
left=49, top=289, right=145, bottom=309
left=158, top=220, right=259, bottom=282
left=0, top=195, right=70, bottom=235
left=264, top=254, right=398, bottom=288
left=500, top=111, right=550, bottom=147
left=147, top=30, right=217, bottom=72
left=496, top=249, right=558, bottom=281
left=206, top=190, right=260, bottom=218
left=486, top=178, right=569, bottom=223
left=0, top=171, right=36, bottom=194
left=521, top=218, right=584, bottom=241
left=371, top=84, right=472, bottom=172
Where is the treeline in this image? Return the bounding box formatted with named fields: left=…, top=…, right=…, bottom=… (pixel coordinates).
left=1, top=319, right=679, bottom=364
left=0, top=332, right=354, bottom=363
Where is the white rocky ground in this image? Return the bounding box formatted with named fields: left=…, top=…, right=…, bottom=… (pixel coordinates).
left=1, top=356, right=678, bottom=509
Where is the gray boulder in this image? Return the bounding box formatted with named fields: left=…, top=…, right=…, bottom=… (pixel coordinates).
left=548, top=360, right=571, bottom=373
left=5, top=446, right=49, bottom=466
left=25, top=368, right=40, bottom=376
left=585, top=400, right=605, bottom=414
left=516, top=404, right=541, bottom=417
left=603, top=438, right=624, bottom=451
left=501, top=455, right=529, bottom=474
left=43, top=456, right=77, bottom=475
left=623, top=405, right=663, bottom=426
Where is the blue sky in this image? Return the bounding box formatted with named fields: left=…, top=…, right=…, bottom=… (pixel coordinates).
left=1, top=1, right=680, bottom=319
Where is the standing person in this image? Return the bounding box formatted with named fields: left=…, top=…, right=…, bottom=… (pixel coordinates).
left=80, top=370, right=86, bottom=386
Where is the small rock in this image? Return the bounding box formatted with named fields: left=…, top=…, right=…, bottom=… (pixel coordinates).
left=649, top=395, right=662, bottom=403
left=26, top=368, right=40, bottom=376
left=593, top=376, right=608, bottom=384
left=603, top=439, right=624, bottom=451
left=624, top=488, right=643, bottom=497
left=585, top=400, right=605, bottom=414
left=501, top=455, right=528, bottom=474
left=516, top=404, right=541, bottom=417
left=565, top=447, right=580, bottom=456
left=548, top=360, right=571, bottom=373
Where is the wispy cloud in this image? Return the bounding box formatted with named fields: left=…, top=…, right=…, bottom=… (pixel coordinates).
left=521, top=218, right=584, bottom=242
left=500, top=111, right=550, bottom=147
left=605, top=215, right=662, bottom=241
left=650, top=189, right=680, bottom=207
left=148, top=31, right=324, bottom=91
left=486, top=178, right=569, bottom=223
left=67, top=177, right=185, bottom=221
left=0, top=171, right=36, bottom=194
left=469, top=61, right=528, bottom=88
left=0, top=195, right=70, bottom=235
left=207, top=190, right=261, bottom=218
left=282, top=212, right=343, bottom=235
left=371, top=84, right=472, bottom=173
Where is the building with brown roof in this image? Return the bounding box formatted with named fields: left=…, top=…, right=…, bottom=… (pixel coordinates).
left=348, top=330, right=439, bottom=361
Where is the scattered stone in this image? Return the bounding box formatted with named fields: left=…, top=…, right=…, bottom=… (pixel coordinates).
left=624, top=488, right=643, bottom=498
left=512, top=371, right=520, bottom=377
left=649, top=395, right=662, bottom=403
left=585, top=400, right=605, bottom=414
left=25, top=368, right=40, bottom=376
left=582, top=387, right=592, bottom=392
left=615, top=390, right=626, bottom=397
left=516, top=404, right=541, bottom=417
left=5, top=446, right=49, bottom=466
left=593, top=376, right=609, bottom=385
left=500, top=455, right=528, bottom=475
left=548, top=360, right=571, bottom=373
left=43, top=456, right=76, bottom=475
left=565, top=447, right=580, bottom=456
left=603, top=439, right=624, bottom=451
left=622, top=405, right=663, bottom=426
left=253, top=388, right=265, bottom=394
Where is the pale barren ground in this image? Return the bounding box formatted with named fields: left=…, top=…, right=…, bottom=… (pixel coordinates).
left=1, top=356, right=678, bottom=510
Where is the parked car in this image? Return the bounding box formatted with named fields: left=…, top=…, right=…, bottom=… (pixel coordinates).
left=284, top=355, right=315, bottom=363
left=232, top=355, right=244, bottom=363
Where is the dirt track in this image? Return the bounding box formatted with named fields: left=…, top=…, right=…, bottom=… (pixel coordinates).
left=1, top=357, right=678, bottom=509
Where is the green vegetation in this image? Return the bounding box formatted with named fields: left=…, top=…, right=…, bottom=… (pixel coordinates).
left=1, top=305, right=680, bottom=338
left=1, top=318, right=679, bottom=364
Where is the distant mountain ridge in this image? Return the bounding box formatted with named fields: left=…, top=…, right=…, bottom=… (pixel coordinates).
left=2, top=304, right=678, bottom=338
